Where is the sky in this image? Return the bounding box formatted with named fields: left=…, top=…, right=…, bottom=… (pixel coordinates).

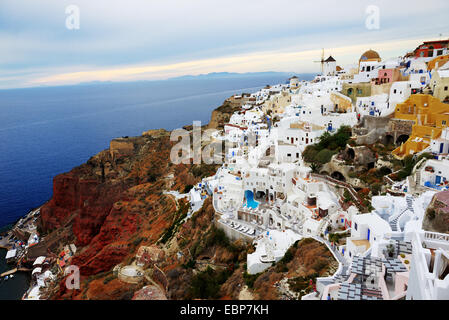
left=0, top=0, right=449, bottom=89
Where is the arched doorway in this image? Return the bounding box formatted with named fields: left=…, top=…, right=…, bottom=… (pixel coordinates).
left=396, top=134, right=409, bottom=145
left=347, top=148, right=355, bottom=160
left=384, top=135, right=394, bottom=146
left=255, top=191, right=266, bottom=201
left=331, top=171, right=346, bottom=182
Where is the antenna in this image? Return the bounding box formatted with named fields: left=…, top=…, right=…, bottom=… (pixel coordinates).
left=314, top=48, right=325, bottom=75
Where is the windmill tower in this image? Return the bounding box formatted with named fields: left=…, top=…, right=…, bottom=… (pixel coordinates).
left=314, top=48, right=325, bottom=75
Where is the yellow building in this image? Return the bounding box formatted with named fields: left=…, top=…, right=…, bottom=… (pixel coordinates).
left=392, top=94, right=449, bottom=158
left=330, top=92, right=353, bottom=112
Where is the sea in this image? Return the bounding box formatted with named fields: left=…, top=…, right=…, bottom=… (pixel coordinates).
left=0, top=74, right=309, bottom=227
left=0, top=73, right=313, bottom=299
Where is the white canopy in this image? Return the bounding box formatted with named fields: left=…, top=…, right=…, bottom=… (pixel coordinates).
left=33, top=256, right=46, bottom=266
left=5, top=249, right=17, bottom=259
left=32, top=267, right=42, bottom=275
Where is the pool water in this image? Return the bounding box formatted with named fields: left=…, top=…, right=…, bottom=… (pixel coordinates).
left=244, top=190, right=259, bottom=209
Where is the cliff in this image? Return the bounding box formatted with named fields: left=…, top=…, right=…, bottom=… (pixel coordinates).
left=37, top=97, right=334, bottom=300
left=207, top=99, right=242, bottom=130
left=38, top=129, right=208, bottom=298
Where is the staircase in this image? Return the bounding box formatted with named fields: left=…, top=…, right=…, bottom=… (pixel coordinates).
left=389, top=196, right=414, bottom=231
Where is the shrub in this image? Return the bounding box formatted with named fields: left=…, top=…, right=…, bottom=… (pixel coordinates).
left=371, top=183, right=382, bottom=196
left=316, top=149, right=335, bottom=164
left=243, top=271, right=261, bottom=289
left=205, top=226, right=231, bottom=249
left=103, top=275, right=115, bottom=285
left=188, top=266, right=230, bottom=299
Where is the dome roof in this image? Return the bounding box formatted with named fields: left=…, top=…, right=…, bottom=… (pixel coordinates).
left=360, top=50, right=380, bottom=61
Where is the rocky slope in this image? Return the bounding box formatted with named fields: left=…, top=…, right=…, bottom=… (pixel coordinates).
left=36, top=98, right=336, bottom=300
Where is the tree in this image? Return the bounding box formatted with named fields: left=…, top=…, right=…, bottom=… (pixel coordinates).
left=316, top=149, right=334, bottom=164
left=310, top=162, right=321, bottom=173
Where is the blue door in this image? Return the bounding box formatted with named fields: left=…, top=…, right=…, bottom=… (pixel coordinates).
left=440, top=143, right=444, bottom=154
left=367, top=228, right=370, bottom=241
left=436, top=175, right=442, bottom=185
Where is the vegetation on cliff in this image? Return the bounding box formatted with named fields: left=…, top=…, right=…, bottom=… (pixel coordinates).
left=303, top=126, right=352, bottom=170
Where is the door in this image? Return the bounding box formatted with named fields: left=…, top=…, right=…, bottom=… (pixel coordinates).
left=440, top=143, right=444, bottom=154
left=436, top=175, right=442, bottom=185
left=367, top=228, right=370, bottom=241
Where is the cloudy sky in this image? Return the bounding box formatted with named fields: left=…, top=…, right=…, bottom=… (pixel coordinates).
left=1, top=0, right=448, bottom=89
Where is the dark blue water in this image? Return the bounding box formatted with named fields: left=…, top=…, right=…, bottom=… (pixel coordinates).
left=0, top=75, right=306, bottom=227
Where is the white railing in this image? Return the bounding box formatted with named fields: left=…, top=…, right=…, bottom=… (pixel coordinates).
left=424, top=231, right=449, bottom=244
left=412, top=232, right=435, bottom=299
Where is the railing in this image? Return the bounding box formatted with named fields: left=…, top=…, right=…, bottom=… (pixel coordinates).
left=424, top=231, right=449, bottom=244
left=311, top=173, right=365, bottom=210
left=411, top=232, right=435, bottom=299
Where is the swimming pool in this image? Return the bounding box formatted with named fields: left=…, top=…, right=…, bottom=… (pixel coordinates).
left=244, top=190, right=259, bottom=209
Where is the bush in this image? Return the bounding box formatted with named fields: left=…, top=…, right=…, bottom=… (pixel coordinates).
left=103, top=275, right=115, bottom=285
left=243, top=271, right=261, bottom=289
left=377, top=166, right=392, bottom=177
left=371, top=183, right=382, bottom=196
left=182, top=259, right=196, bottom=269
left=188, top=266, right=230, bottom=299
left=316, top=149, right=335, bottom=164
left=205, top=226, right=231, bottom=249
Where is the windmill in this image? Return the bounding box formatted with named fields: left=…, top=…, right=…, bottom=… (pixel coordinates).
left=314, top=48, right=325, bottom=75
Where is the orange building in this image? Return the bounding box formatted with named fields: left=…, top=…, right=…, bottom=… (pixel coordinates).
left=392, top=94, right=449, bottom=158
left=428, top=54, right=449, bottom=71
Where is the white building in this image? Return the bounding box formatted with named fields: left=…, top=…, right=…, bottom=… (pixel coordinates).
left=406, top=229, right=449, bottom=300
left=247, top=229, right=301, bottom=274
left=323, top=56, right=337, bottom=76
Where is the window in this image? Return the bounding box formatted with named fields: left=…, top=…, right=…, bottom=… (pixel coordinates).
left=445, top=86, right=448, bottom=91
left=354, top=223, right=358, bottom=231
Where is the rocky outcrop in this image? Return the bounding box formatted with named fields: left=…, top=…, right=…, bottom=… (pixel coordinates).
left=207, top=100, right=242, bottom=130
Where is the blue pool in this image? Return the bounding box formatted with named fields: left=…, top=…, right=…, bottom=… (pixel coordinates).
left=244, top=190, right=259, bottom=209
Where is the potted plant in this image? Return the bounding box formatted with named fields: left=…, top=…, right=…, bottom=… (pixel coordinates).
left=386, top=243, right=395, bottom=258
